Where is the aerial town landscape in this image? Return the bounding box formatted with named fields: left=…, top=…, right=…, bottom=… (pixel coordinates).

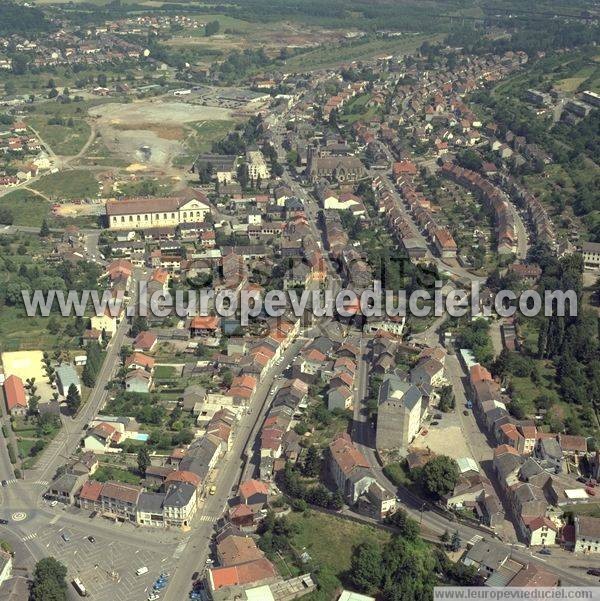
left=0, top=0, right=599, bottom=600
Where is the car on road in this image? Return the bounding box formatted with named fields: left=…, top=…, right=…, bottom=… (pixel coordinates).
left=463, top=410, right=469, bottom=416
left=0, top=519, right=8, bottom=525
left=1, top=481, right=6, bottom=487
left=209, top=485, right=216, bottom=495
left=89, top=511, right=97, bottom=519
left=538, top=548, right=551, bottom=555
left=587, top=569, right=600, bottom=577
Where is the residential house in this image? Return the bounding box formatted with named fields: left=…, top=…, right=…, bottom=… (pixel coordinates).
left=83, top=422, right=121, bottom=453
left=163, top=482, right=198, bottom=528
left=328, top=433, right=375, bottom=504
left=46, top=473, right=88, bottom=505
left=100, top=481, right=143, bottom=521
left=125, top=369, right=152, bottom=393
left=574, top=516, right=600, bottom=554
left=133, top=331, right=158, bottom=353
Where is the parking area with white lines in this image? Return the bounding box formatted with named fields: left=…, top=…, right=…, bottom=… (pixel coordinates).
left=35, top=521, right=181, bottom=601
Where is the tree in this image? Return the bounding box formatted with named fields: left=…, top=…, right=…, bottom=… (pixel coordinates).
left=302, top=445, right=320, bottom=477
left=450, top=530, right=461, bottom=552
left=205, top=20, right=220, bottom=36
left=438, top=385, right=455, bottom=413
left=0, top=208, right=13, bottom=225
left=130, top=316, right=148, bottom=337
left=28, top=393, right=39, bottom=415
left=31, top=557, right=68, bottom=601
left=137, top=446, right=151, bottom=475
left=419, top=455, right=459, bottom=499
left=40, top=219, right=50, bottom=238
left=350, top=540, right=383, bottom=593
left=66, top=383, right=81, bottom=413
left=385, top=508, right=420, bottom=540
left=82, top=341, right=102, bottom=387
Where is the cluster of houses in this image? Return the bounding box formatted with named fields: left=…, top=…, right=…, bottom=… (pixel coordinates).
left=0, top=121, right=52, bottom=187
left=371, top=175, right=428, bottom=260
left=440, top=163, right=518, bottom=255
left=375, top=346, right=447, bottom=453
left=462, top=353, right=600, bottom=547
left=393, top=161, right=459, bottom=258
left=48, top=407, right=237, bottom=528
left=462, top=538, right=559, bottom=587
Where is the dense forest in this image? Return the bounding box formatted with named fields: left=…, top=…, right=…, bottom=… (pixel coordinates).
left=0, top=1, right=54, bottom=35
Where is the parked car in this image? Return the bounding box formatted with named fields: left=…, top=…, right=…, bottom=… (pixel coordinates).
left=0, top=519, right=8, bottom=525
left=61, top=532, right=71, bottom=542
left=538, top=548, right=551, bottom=555
left=587, top=569, right=600, bottom=577
left=87, top=536, right=95, bottom=543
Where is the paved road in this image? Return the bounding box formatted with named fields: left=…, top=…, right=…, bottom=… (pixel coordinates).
left=162, top=336, right=308, bottom=601
left=27, top=275, right=138, bottom=485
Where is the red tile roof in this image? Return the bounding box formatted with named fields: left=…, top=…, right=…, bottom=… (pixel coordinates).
left=4, top=375, right=27, bottom=411
left=329, top=433, right=369, bottom=475
left=133, top=331, right=157, bottom=351
left=239, top=479, right=269, bottom=500
left=78, top=480, right=103, bottom=502
left=190, top=316, right=220, bottom=330
left=209, top=557, right=277, bottom=590
left=165, top=470, right=201, bottom=488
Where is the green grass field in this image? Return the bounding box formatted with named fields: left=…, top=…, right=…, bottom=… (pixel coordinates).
left=287, top=511, right=391, bottom=601
left=31, top=169, right=100, bottom=201
left=154, top=365, right=178, bottom=379
left=94, top=465, right=140, bottom=484
left=0, top=189, right=50, bottom=227
left=283, top=33, right=442, bottom=71
left=0, top=307, right=80, bottom=353
left=28, top=115, right=91, bottom=156
left=174, top=119, right=236, bottom=167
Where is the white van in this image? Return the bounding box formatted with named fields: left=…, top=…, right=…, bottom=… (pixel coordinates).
left=136, top=567, right=149, bottom=576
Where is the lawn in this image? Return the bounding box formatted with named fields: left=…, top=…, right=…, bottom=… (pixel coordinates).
left=510, top=359, right=559, bottom=416
left=31, top=169, right=100, bottom=201
left=174, top=119, right=236, bottom=167
left=154, top=365, right=179, bottom=380
left=287, top=510, right=391, bottom=601
left=566, top=504, right=600, bottom=519
left=339, top=93, right=380, bottom=125
left=0, top=189, right=50, bottom=227
left=27, top=115, right=91, bottom=156
left=0, top=306, right=80, bottom=353
left=283, top=33, right=442, bottom=72
left=94, top=465, right=140, bottom=485
left=0, top=188, right=100, bottom=229
left=16, top=438, right=39, bottom=458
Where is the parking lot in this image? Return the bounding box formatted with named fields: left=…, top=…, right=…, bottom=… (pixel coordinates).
left=36, top=520, right=181, bottom=601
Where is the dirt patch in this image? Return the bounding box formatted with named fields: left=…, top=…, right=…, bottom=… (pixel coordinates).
left=89, top=99, right=233, bottom=168
left=112, top=122, right=186, bottom=141
left=411, top=425, right=472, bottom=460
